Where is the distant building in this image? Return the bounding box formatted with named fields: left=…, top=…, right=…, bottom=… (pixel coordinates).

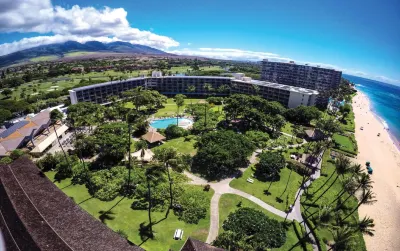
left=261, top=60, right=342, bottom=107
left=69, top=72, right=319, bottom=108
left=70, top=66, right=85, bottom=73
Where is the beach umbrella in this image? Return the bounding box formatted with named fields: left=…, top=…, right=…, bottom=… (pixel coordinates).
left=366, top=161, right=370, bottom=166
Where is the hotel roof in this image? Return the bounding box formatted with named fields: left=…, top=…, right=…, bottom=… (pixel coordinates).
left=232, top=78, right=319, bottom=95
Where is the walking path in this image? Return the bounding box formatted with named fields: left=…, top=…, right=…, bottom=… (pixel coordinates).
left=184, top=138, right=322, bottom=249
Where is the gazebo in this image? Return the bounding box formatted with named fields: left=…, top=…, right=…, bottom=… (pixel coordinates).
left=126, top=149, right=154, bottom=162
left=141, top=130, right=166, bottom=145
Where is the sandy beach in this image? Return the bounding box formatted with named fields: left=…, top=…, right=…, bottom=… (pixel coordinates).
left=352, top=92, right=400, bottom=251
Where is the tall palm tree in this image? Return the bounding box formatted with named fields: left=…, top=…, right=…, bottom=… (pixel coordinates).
left=145, top=164, right=166, bottom=236
left=50, top=110, right=70, bottom=167
left=352, top=215, right=375, bottom=236
left=203, top=83, right=214, bottom=128
left=305, top=154, right=351, bottom=212
left=328, top=226, right=354, bottom=250
left=342, top=189, right=377, bottom=222
left=153, top=147, right=178, bottom=218
left=186, top=85, right=196, bottom=106
left=174, top=94, right=186, bottom=126
left=333, top=172, right=373, bottom=210
left=126, top=111, right=139, bottom=193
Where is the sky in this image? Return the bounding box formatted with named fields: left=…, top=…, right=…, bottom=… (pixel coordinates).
left=0, top=0, right=399, bottom=85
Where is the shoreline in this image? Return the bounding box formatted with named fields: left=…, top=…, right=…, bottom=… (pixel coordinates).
left=352, top=92, right=400, bottom=251
left=361, top=91, right=400, bottom=152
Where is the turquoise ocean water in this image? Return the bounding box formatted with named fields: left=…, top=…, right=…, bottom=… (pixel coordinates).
left=343, top=74, right=400, bottom=147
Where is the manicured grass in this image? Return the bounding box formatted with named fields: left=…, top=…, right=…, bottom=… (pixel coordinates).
left=153, top=137, right=197, bottom=156
left=30, top=55, right=59, bottom=62
left=281, top=122, right=294, bottom=135
left=219, top=194, right=312, bottom=251
left=332, top=133, right=357, bottom=155
left=45, top=171, right=213, bottom=251
left=230, top=166, right=303, bottom=211
left=340, top=110, right=355, bottom=132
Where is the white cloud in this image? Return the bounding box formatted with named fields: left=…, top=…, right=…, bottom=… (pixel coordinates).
left=167, top=47, right=400, bottom=85
left=0, top=0, right=179, bottom=55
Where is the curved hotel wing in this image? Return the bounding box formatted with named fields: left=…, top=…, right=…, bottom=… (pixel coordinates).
left=69, top=74, right=319, bottom=108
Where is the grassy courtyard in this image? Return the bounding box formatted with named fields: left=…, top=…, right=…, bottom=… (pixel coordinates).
left=332, top=133, right=357, bottom=155
left=46, top=171, right=213, bottom=251
left=219, top=194, right=312, bottom=251
left=153, top=137, right=197, bottom=156
left=230, top=165, right=303, bottom=211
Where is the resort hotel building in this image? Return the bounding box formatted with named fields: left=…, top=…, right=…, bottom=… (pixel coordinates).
left=261, top=60, right=342, bottom=106
left=69, top=72, right=319, bottom=108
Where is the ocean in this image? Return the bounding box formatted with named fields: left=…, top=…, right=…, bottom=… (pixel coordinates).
left=343, top=74, right=400, bottom=146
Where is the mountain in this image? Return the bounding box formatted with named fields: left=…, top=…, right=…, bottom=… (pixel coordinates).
left=0, top=41, right=168, bottom=67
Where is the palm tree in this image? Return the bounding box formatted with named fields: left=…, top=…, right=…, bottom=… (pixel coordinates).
left=342, top=189, right=377, bottom=222
left=252, top=84, right=260, bottom=95
left=353, top=215, right=375, bottom=236
left=50, top=110, right=70, bottom=168
left=333, top=172, right=373, bottom=210
left=126, top=111, right=139, bottom=193
left=109, top=75, right=114, bottom=82
left=145, top=164, right=166, bottom=236
left=310, top=154, right=350, bottom=206
left=174, top=94, right=186, bottom=126
left=186, top=85, right=196, bottom=106
left=153, top=147, right=178, bottom=218
left=328, top=226, right=354, bottom=250
left=203, top=83, right=213, bottom=129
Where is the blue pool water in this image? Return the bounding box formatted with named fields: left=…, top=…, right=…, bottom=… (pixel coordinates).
left=150, top=118, right=193, bottom=129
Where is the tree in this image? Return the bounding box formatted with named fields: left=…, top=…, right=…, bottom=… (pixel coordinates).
left=316, top=117, right=342, bottom=138
left=329, top=226, right=354, bottom=251
left=214, top=207, right=287, bottom=249
left=203, top=83, right=214, bottom=128
left=342, top=189, right=377, bottom=222
left=0, top=108, right=12, bottom=124
left=2, top=88, right=12, bottom=98
left=193, top=130, right=255, bottom=180
left=164, top=124, right=187, bottom=139
left=186, top=85, right=196, bottom=106
left=89, top=166, right=127, bottom=201
left=174, top=94, right=186, bottom=125
left=284, top=106, right=321, bottom=125
left=50, top=109, right=70, bottom=170
left=126, top=111, right=139, bottom=193
left=153, top=147, right=178, bottom=218
left=255, top=152, right=286, bottom=181
left=245, top=130, right=270, bottom=148
left=67, top=102, right=105, bottom=131
left=353, top=216, right=375, bottom=236
left=93, top=122, right=129, bottom=166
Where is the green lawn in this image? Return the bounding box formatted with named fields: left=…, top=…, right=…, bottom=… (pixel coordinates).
left=230, top=166, right=303, bottom=211
left=46, top=171, right=213, bottom=251
left=340, top=110, right=355, bottom=132
left=332, top=133, right=357, bottom=155
left=153, top=137, right=197, bottom=156
left=281, top=122, right=294, bottom=135
left=219, top=194, right=312, bottom=251
left=300, top=150, right=366, bottom=251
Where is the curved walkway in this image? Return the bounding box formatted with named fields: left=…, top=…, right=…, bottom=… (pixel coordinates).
left=184, top=142, right=322, bottom=250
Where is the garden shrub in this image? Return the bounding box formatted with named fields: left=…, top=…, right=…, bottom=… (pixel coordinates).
left=0, top=157, right=13, bottom=164
left=174, top=187, right=209, bottom=224
left=10, top=149, right=25, bottom=160
left=286, top=159, right=312, bottom=176
left=165, top=124, right=187, bottom=139
left=214, top=207, right=287, bottom=250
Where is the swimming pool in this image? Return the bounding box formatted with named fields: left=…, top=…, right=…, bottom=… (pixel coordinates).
left=150, top=118, right=193, bottom=129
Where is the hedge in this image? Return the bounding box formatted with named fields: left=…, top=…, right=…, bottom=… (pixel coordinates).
left=292, top=220, right=308, bottom=251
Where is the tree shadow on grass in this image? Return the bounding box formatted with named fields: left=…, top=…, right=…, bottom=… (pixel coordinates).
left=98, top=197, right=126, bottom=224
left=61, top=182, right=74, bottom=190
left=138, top=222, right=155, bottom=245
left=78, top=196, right=93, bottom=205
left=99, top=210, right=115, bottom=224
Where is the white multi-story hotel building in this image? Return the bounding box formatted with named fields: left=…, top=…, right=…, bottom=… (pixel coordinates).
left=69, top=72, right=319, bottom=108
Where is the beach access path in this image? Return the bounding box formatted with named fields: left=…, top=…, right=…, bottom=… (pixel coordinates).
left=353, top=92, right=400, bottom=251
